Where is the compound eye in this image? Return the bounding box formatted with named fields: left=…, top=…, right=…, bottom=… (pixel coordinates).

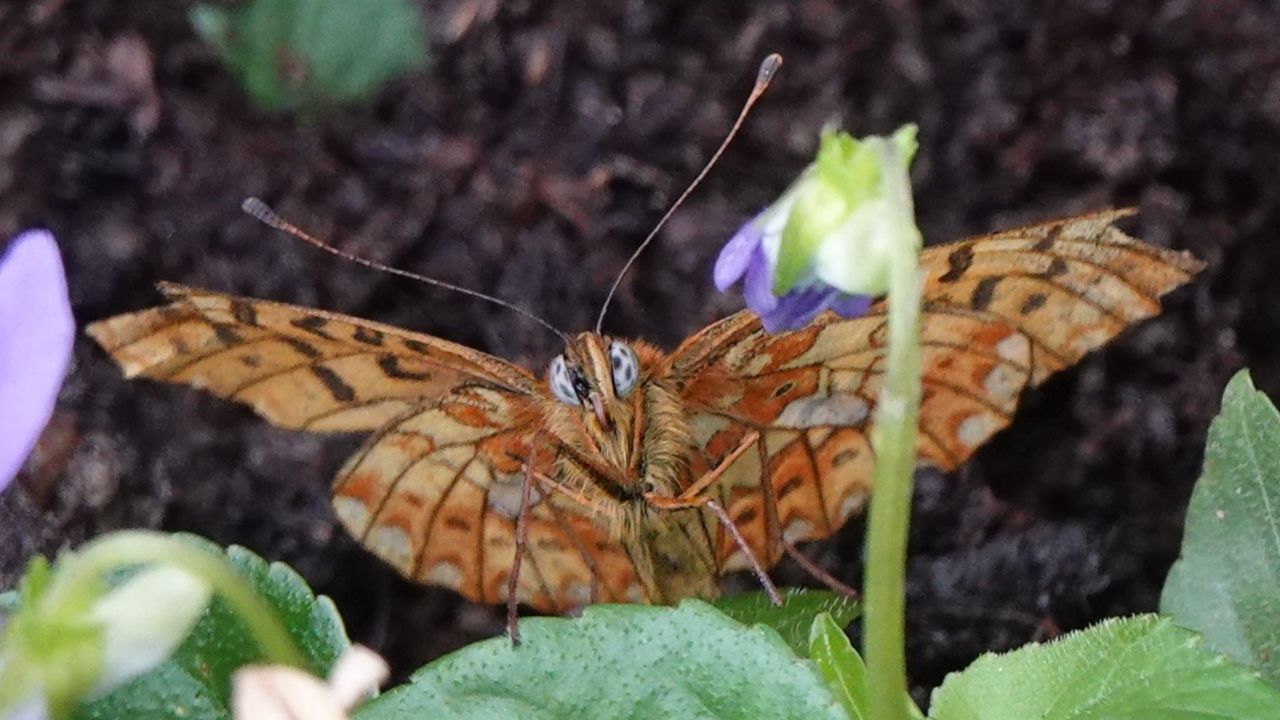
left=609, top=341, right=640, bottom=396
left=548, top=355, right=577, bottom=405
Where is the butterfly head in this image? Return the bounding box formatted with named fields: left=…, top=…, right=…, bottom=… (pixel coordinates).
left=548, top=333, right=641, bottom=431
left=544, top=333, right=691, bottom=510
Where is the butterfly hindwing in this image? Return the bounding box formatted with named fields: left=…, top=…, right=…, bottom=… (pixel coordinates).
left=331, top=384, right=648, bottom=612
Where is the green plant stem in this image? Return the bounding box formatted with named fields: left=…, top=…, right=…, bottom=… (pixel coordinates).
left=42, top=530, right=305, bottom=668
left=862, top=140, right=924, bottom=720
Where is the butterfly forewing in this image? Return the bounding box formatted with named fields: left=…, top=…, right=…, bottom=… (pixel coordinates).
left=671, top=210, right=1203, bottom=564
left=86, top=283, right=536, bottom=432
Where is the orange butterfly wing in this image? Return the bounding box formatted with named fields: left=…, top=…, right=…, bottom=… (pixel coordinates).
left=87, top=283, right=645, bottom=612
left=86, top=282, right=536, bottom=431
left=330, top=385, right=650, bottom=612
left=670, top=210, right=1203, bottom=571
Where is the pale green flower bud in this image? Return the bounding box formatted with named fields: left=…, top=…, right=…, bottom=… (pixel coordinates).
left=88, top=566, right=211, bottom=694
left=775, top=125, right=920, bottom=297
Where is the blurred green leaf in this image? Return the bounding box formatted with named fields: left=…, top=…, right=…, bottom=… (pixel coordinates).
left=1162, top=369, right=1280, bottom=688
left=356, top=600, right=846, bottom=720
left=930, top=615, right=1280, bottom=720
left=809, top=612, right=869, bottom=720
left=191, top=0, right=428, bottom=112
left=76, top=535, right=348, bottom=720
left=713, top=589, right=859, bottom=658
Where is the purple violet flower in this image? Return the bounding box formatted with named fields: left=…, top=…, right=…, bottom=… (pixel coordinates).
left=0, top=230, right=74, bottom=490
left=715, top=210, right=871, bottom=333
left=715, top=127, right=921, bottom=333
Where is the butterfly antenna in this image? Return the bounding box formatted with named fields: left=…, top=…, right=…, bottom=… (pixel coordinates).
left=241, top=197, right=571, bottom=343
left=593, top=53, right=783, bottom=333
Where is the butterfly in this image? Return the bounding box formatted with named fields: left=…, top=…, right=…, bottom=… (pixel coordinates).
left=86, top=209, right=1202, bottom=619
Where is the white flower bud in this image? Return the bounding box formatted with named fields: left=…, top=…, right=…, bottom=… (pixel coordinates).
left=89, top=566, right=211, bottom=694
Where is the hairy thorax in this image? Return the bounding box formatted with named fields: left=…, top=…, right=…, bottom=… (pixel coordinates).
left=541, top=342, right=720, bottom=603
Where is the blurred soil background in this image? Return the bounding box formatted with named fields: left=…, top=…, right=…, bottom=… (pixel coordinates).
left=3, top=0, right=1279, bottom=704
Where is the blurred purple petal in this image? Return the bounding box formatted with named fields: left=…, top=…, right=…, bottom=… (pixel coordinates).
left=0, top=230, right=74, bottom=490
left=759, top=290, right=873, bottom=333
left=758, top=288, right=827, bottom=333
left=713, top=215, right=764, bottom=291
left=741, top=246, right=778, bottom=315
left=830, top=294, right=873, bottom=318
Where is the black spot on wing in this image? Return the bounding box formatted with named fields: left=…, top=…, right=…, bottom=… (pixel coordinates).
left=1031, top=223, right=1063, bottom=252
left=1019, top=292, right=1048, bottom=315
left=281, top=337, right=322, bottom=358
left=378, top=354, right=432, bottom=381
left=309, top=365, right=356, bottom=402
left=352, top=326, right=385, bottom=346
left=939, top=244, right=974, bottom=283
left=970, top=276, right=1001, bottom=311
left=832, top=448, right=860, bottom=467
left=1039, top=257, right=1069, bottom=278
left=291, top=315, right=333, bottom=339
left=402, top=338, right=430, bottom=355
left=212, top=323, right=244, bottom=345
left=777, top=475, right=805, bottom=499
left=229, top=299, right=259, bottom=326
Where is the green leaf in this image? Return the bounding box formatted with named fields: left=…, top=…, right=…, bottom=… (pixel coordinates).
left=76, top=535, right=348, bottom=720
left=355, top=601, right=846, bottom=720
left=191, top=0, right=428, bottom=112
left=713, top=589, right=859, bottom=657
left=1161, top=370, right=1280, bottom=687
left=809, top=612, right=869, bottom=720
left=930, top=615, right=1280, bottom=720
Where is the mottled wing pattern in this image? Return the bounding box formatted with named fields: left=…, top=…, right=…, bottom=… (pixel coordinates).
left=331, top=384, right=648, bottom=612
left=88, top=284, right=645, bottom=613
left=671, top=210, right=1203, bottom=570
left=86, top=283, right=536, bottom=432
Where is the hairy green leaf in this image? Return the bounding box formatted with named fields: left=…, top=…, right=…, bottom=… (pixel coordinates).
left=930, top=615, right=1280, bottom=719
left=356, top=601, right=845, bottom=720
left=713, top=589, right=859, bottom=657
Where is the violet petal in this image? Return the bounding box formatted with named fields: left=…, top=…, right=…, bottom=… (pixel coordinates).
left=760, top=288, right=832, bottom=333
left=830, top=293, right=873, bottom=318
left=0, top=230, right=74, bottom=490
left=758, top=290, right=872, bottom=333
left=713, top=216, right=764, bottom=291
left=741, top=245, right=780, bottom=316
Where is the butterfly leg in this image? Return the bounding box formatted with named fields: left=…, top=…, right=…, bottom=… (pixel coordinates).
left=507, top=456, right=538, bottom=646
left=649, top=429, right=781, bottom=606
left=675, top=429, right=761, bottom=502
left=782, top=542, right=860, bottom=600
left=508, top=461, right=634, bottom=618
left=645, top=493, right=783, bottom=607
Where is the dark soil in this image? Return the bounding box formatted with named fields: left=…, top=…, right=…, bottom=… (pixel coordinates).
left=3, top=0, right=1278, bottom=706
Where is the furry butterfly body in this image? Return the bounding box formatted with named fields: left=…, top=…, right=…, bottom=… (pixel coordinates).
left=87, top=210, right=1202, bottom=612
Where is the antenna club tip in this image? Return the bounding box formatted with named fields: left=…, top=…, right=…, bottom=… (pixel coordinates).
left=756, top=53, right=783, bottom=86
left=241, top=197, right=282, bottom=227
